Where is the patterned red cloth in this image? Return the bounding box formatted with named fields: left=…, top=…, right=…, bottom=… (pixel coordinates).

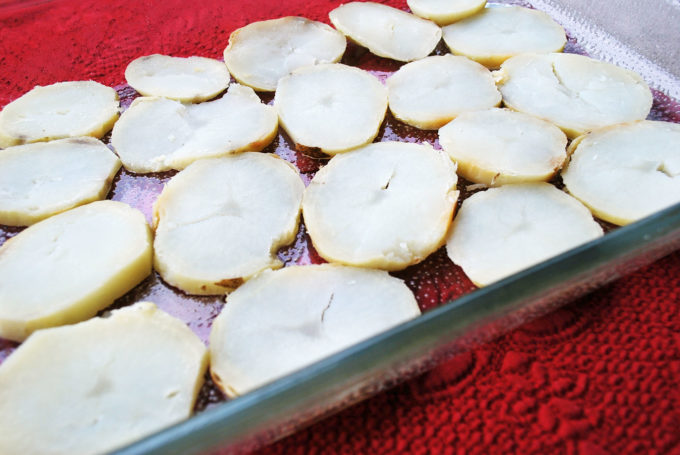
left=2, top=1, right=679, bottom=454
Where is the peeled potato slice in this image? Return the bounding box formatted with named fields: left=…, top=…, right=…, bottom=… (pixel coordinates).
left=446, top=183, right=603, bottom=286
left=0, top=302, right=207, bottom=455
left=495, top=53, right=653, bottom=138
left=224, top=17, right=347, bottom=92
left=387, top=55, right=501, bottom=130
left=0, top=81, right=119, bottom=148
left=274, top=63, right=387, bottom=154
left=0, top=137, right=121, bottom=226
left=407, top=0, right=486, bottom=25
left=153, top=153, right=304, bottom=295
left=442, top=6, right=566, bottom=68
left=439, top=108, right=567, bottom=185
left=125, top=54, right=230, bottom=102
left=562, top=121, right=680, bottom=226
left=303, top=141, right=458, bottom=271
left=111, top=84, right=277, bottom=173
left=210, top=264, right=420, bottom=396
left=0, top=201, right=152, bottom=342
left=329, top=2, right=442, bottom=62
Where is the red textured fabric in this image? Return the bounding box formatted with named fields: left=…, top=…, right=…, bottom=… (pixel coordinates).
left=1, top=1, right=679, bottom=454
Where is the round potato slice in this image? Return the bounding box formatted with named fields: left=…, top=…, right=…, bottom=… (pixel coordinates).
left=153, top=153, right=304, bottom=295
left=0, top=81, right=119, bottom=148
left=0, top=200, right=152, bottom=342
left=210, top=264, right=420, bottom=396
left=111, top=84, right=278, bottom=172
left=274, top=63, right=387, bottom=154
left=387, top=55, right=501, bottom=130
left=446, top=183, right=603, bottom=286
left=329, top=2, right=442, bottom=62
left=408, top=0, right=486, bottom=25
left=224, top=17, right=347, bottom=92
left=495, top=53, right=653, bottom=138
left=438, top=108, right=567, bottom=185
left=303, top=141, right=458, bottom=271
left=562, top=121, right=680, bottom=226
left=0, top=137, right=121, bottom=226
left=125, top=54, right=230, bottom=102
left=442, top=6, right=566, bottom=68
left=0, top=302, right=207, bottom=455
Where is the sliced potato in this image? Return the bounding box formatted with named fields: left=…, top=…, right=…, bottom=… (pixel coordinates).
left=125, top=54, right=230, bottom=102
left=224, top=17, right=346, bottom=92
left=0, top=137, right=121, bottom=226
left=439, top=108, right=567, bottom=185
left=153, top=153, right=304, bottom=295
left=111, top=84, right=277, bottom=172
left=442, top=6, right=566, bottom=68
left=329, top=2, right=442, bottom=62
left=0, top=201, right=152, bottom=342
left=0, top=302, right=207, bottom=455
left=210, top=264, right=420, bottom=396
left=446, top=183, right=603, bottom=286
left=562, top=121, right=680, bottom=225
left=495, top=53, right=653, bottom=138
left=387, top=54, right=501, bottom=130
left=302, top=141, right=458, bottom=271
left=274, top=63, right=387, bottom=154
left=407, top=0, right=486, bottom=25
left=0, top=81, right=119, bottom=148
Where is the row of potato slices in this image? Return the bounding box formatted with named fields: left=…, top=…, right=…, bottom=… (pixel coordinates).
left=0, top=49, right=668, bottom=227
left=0, top=114, right=678, bottom=306
left=0, top=2, right=640, bottom=154
left=0, top=2, right=561, bottom=147
left=0, top=264, right=420, bottom=454
left=0, top=2, right=569, bottom=143
left=1, top=103, right=677, bottom=231
left=0, top=48, right=654, bottom=170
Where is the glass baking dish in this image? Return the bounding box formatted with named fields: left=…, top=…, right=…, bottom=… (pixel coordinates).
left=0, top=0, right=678, bottom=453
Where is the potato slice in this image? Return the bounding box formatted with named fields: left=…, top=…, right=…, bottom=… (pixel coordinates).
left=0, top=81, right=119, bottom=148
left=442, top=6, right=566, bottom=68
left=438, top=108, right=567, bottom=185
left=387, top=55, right=501, bottom=130
left=0, top=137, right=121, bottom=226
left=274, top=63, right=387, bottom=154
left=407, top=0, right=486, bottom=25
left=125, top=54, right=230, bottom=102
left=562, top=121, right=680, bottom=226
left=224, top=17, right=347, bottom=92
left=446, top=183, right=603, bottom=286
left=0, top=201, right=152, bottom=342
left=329, top=2, right=442, bottom=62
left=495, top=53, right=653, bottom=138
left=0, top=302, right=207, bottom=455
left=303, top=141, right=458, bottom=271
left=210, top=264, right=420, bottom=396
left=153, top=153, right=304, bottom=295
left=111, top=84, right=277, bottom=172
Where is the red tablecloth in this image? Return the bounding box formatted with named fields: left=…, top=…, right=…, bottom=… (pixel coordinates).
left=2, top=0, right=679, bottom=453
